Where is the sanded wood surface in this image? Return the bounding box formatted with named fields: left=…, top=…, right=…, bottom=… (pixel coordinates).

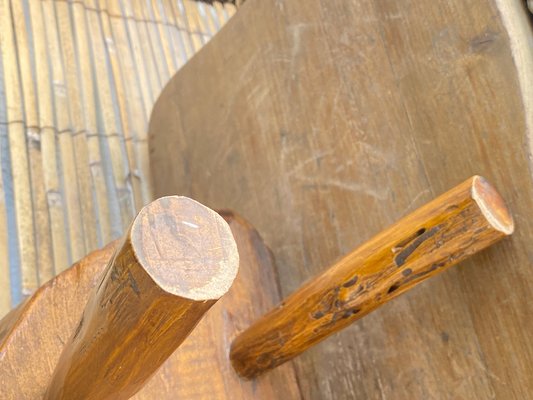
left=0, top=0, right=238, bottom=316
left=149, top=0, right=533, bottom=398
left=231, top=176, right=514, bottom=378
left=0, top=211, right=301, bottom=399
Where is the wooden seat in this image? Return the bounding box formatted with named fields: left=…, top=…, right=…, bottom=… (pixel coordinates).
left=148, top=0, right=533, bottom=397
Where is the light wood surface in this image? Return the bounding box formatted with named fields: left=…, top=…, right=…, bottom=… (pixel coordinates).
left=231, top=176, right=513, bottom=378
left=0, top=0, right=238, bottom=317
left=0, top=211, right=301, bottom=399
left=149, top=0, right=533, bottom=397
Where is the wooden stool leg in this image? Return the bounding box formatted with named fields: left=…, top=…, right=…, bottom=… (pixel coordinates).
left=230, top=176, right=513, bottom=379
left=45, top=196, right=239, bottom=400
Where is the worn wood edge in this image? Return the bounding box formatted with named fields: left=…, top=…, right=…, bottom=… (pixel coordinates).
left=471, top=175, right=514, bottom=235
left=0, top=296, right=30, bottom=345
left=217, top=209, right=287, bottom=298
left=0, top=241, right=118, bottom=351
left=494, top=0, right=533, bottom=173
left=130, top=196, right=239, bottom=300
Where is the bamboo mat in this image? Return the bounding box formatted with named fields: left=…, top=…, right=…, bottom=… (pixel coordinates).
left=0, top=0, right=236, bottom=318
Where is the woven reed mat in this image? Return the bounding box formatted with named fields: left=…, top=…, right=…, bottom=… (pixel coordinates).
left=0, top=0, right=237, bottom=317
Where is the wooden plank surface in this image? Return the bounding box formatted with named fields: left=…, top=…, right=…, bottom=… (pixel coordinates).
left=149, top=0, right=533, bottom=398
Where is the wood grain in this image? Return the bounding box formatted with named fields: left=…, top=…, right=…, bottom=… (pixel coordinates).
left=44, top=196, right=238, bottom=400
left=230, top=176, right=513, bottom=378
left=0, top=211, right=300, bottom=399
left=149, top=0, right=533, bottom=397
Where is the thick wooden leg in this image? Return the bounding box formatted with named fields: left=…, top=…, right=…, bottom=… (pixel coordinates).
left=45, top=196, right=239, bottom=400
left=0, top=209, right=300, bottom=399
left=230, top=176, right=514, bottom=378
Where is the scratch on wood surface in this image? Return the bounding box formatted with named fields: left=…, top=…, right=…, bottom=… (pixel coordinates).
left=403, top=189, right=430, bottom=213
left=289, top=23, right=311, bottom=58
left=375, top=373, right=387, bottom=400
left=293, top=175, right=389, bottom=200
left=383, top=12, right=402, bottom=21
left=285, top=139, right=393, bottom=177
left=218, top=48, right=259, bottom=124
left=284, top=150, right=334, bottom=177
left=246, top=84, right=269, bottom=105
left=466, top=353, right=506, bottom=385
left=286, top=23, right=312, bottom=76
left=181, top=221, right=199, bottom=229
left=356, top=141, right=394, bottom=169
left=469, top=30, right=499, bottom=53
left=334, top=160, right=354, bottom=173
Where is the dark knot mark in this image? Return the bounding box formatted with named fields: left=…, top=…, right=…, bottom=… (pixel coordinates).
left=392, top=228, right=427, bottom=253
left=394, top=225, right=443, bottom=267
left=342, top=308, right=361, bottom=319
left=387, top=261, right=445, bottom=296
left=387, top=282, right=401, bottom=294
left=342, top=275, right=358, bottom=287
